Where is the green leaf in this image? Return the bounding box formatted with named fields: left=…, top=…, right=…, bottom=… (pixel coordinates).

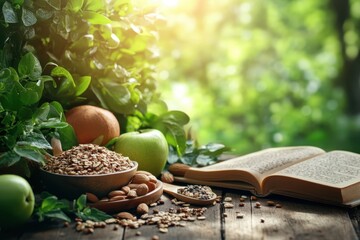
left=20, top=80, right=44, bottom=105
left=51, top=66, right=76, bottom=96
left=17, top=132, right=52, bottom=150
left=148, top=100, right=168, bottom=116
left=66, top=0, right=84, bottom=12
left=160, top=121, right=187, bottom=156
left=75, top=194, right=87, bottom=211
left=75, top=76, right=91, bottom=96
left=38, top=120, right=68, bottom=129
left=11, top=0, right=24, bottom=5
left=18, top=52, right=42, bottom=79
left=78, top=207, right=111, bottom=221
left=159, top=111, right=190, bottom=126
left=41, top=210, right=71, bottom=222
left=69, top=35, right=94, bottom=52
left=82, top=11, right=111, bottom=24
left=2, top=1, right=18, bottom=23
left=36, top=8, right=53, bottom=20
left=22, top=8, right=37, bottom=27
left=45, top=0, right=61, bottom=10
left=35, top=194, right=72, bottom=223
left=0, top=151, right=21, bottom=167
left=13, top=145, right=46, bottom=163
left=83, top=0, right=106, bottom=11
left=57, top=125, right=78, bottom=150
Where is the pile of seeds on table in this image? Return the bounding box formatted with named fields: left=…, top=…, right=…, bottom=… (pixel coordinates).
left=177, top=185, right=216, bottom=200
left=73, top=199, right=208, bottom=235
left=43, top=144, right=135, bottom=175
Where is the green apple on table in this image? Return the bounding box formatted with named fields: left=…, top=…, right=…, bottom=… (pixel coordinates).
left=0, top=174, right=35, bottom=228
left=114, top=129, right=168, bottom=177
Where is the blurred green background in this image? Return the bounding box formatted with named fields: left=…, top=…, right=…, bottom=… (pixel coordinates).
left=151, top=0, right=360, bottom=154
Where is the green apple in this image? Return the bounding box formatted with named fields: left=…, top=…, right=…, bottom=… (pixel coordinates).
left=0, top=174, right=35, bottom=228
left=114, top=129, right=168, bottom=177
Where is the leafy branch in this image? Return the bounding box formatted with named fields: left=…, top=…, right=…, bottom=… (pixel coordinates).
left=34, top=192, right=111, bottom=223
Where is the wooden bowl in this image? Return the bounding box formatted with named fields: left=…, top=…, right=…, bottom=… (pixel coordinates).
left=89, top=180, right=163, bottom=213
left=39, top=161, right=138, bottom=199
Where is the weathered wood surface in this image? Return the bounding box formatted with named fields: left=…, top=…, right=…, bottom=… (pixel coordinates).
left=1, top=188, right=359, bottom=240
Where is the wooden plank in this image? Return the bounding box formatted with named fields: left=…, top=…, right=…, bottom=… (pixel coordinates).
left=18, top=220, right=124, bottom=240
left=124, top=189, right=222, bottom=240
left=223, top=190, right=358, bottom=240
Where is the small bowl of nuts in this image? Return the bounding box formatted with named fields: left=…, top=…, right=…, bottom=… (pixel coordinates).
left=40, top=144, right=138, bottom=199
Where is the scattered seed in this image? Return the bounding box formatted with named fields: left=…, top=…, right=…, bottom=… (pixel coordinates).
left=260, top=218, right=265, bottom=223
left=239, top=197, right=245, bottom=202
left=239, top=202, right=245, bottom=207
left=197, top=216, right=206, bottom=220
left=152, top=235, right=160, bottom=240
left=224, top=197, right=232, bottom=202
left=136, top=231, right=142, bottom=236
left=255, top=202, right=261, bottom=208
left=177, top=185, right=216, bottom=200
left=267, top=200, right=275, bottom=206
left=275, top=203, right=282, bottom=208
left=241, top=195, right=248, bottom=199
left=250, top=196, right=257, bottom=201
left=63, top=221, right=70, bottom=227
left=223, top=213, right=228, bottom=217
left=236, top=213, right=244, bottom=219
left=159, top=227, right=168, bottom=233
left=224, top=203, right=234, bottom=208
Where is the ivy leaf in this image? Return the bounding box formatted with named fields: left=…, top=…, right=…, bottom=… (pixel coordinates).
left=2, top=1, right=18, bottom=23
left=22, top=8, right=37, bottom=27
left=51, top=66, right=76, bottom=96
left=17, top=132, right=52, bottom=150
left=13, top=144, right=46, bottom=163
left=66, top=0, right=84, bottom=13
left=74, top=76, right=91, bottom=96
left=18, top=52, right=42, bottom=80
left=0, top=151, right=21, bottom=167
left=82, top=11, right=111, bottom=24
left=45, top=0, right=61, bottom=10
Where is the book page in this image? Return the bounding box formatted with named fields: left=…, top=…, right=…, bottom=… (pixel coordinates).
left=270, top=151, right=360, bottom=187
left=200, top=146, right=325, bottom=177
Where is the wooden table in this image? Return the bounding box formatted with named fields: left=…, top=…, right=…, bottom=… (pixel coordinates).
left=1, top=187, right=359, bottom=240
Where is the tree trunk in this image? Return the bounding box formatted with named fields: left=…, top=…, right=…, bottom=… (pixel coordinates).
left=329, top=0, right=360, bottom=115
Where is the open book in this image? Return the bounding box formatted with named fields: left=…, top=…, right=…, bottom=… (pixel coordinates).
left=172, top=146, right=360, bottom=207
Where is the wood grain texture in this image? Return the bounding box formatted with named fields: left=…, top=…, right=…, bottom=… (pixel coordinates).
left=124, top=189, right=222, bottom=240
left=223, top=189, right=357, bottom=240
left=1, top=188, right=359, bottom=240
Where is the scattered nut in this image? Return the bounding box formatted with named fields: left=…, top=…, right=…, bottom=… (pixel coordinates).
left=136, top=183, right=149, bottom=196
left=137, top=203, right=149, bottom=215
left=131, top=173, right=150, bottom=184
left=127, top=190, right=138, bottom=198
left=116, top=212, right=135, bottom=221
left=161, top=172, right=174, bottom=183
left=121, top=186, right=130, bottom=194
left=109, top=195, right=126, bottom=201
left=86, top=192, right=99, bottom=203
left=108, top=190, right=126, bottom=198
left=224, top=203, right=234, bottom=208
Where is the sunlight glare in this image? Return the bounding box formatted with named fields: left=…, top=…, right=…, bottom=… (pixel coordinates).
left=161, top=0, right=179, bottom=8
